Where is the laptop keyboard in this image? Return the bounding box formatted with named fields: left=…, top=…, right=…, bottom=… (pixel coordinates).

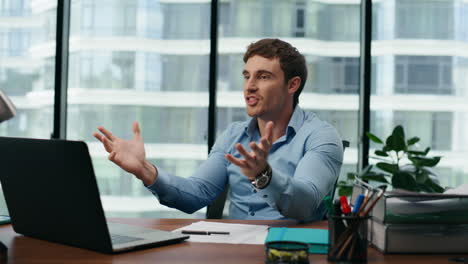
left=110, top=234, right=144, bottom=244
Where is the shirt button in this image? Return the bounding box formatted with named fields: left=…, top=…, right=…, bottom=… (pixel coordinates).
left=253, top=189, right=257, bottom=193
left=263, top=194, right=268, bottom=198
left=250, top=212, right=255, bottom=216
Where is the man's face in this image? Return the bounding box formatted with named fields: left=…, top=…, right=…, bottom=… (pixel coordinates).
left=242, top=55, right=291, bottom=119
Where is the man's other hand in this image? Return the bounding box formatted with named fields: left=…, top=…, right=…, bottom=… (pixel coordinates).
left=93, top=121, right=157, bottom=186
left=225, top=121, right=274, bottom=181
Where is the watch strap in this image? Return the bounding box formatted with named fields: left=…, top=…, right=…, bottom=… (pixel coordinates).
left=252, top=163, right=272, bottom=189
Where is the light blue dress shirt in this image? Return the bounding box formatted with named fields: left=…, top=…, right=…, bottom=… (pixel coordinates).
left=147, top=106, right=343, bottom=222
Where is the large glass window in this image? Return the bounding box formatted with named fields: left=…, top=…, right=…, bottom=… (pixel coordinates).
left=69, top=51, right=136, bottom=90
left=230, top=0, right=295, bottom=38
left=3, top=0, right=466, bottom=221
left=162, top=3, right=210, bottom=39
left=0, top=0, right=28, bottom=16
left=71, top=0, right=163, bottom=38
left=308, top=57, right=360, bottom=94
left=307, top=2, right=360, bottom=41
left=217, top=0, right=360, bottom=210
left=161, top=55, right=209, bottom=91
left=67, top=0, right=210, bottom=219
left=396, top=0, right=454, bottom=39
left=393, top=111, right=453, bottom=150
left=395, top=56, right=453, bottom=95
left=0, top=0, right=56, bottom=217
left=372, top=0, right=468, bottom=188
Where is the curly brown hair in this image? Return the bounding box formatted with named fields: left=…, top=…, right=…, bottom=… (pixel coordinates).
left=243, top=38, right=307, bottom=108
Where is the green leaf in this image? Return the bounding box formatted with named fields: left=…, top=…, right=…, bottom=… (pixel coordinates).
left=416, top=183, right=433, bottom=193
left=424, top=178, right=444, bottom=193
left=376, top=162, right=399, bottom=174
left=360, top=165, right=373, bottom=176
left=408, top=156, right=421, bottom=167
left=410, top=156, right=441, bottom=167
left=392, top=125, right=405, bottom=139
left=407, top=137, right=420, bottom=146
left=366, top=132, right=383, bottom=144
left=392, top=171, right=418, bottom=191
left=385, top=125, right=406, bottom=152
left=374, top=150, right=389, bottom=157
left=424, top=147, right=431, bottom=155
left=407, top=150, right=427, bottom=156
left=415, top=170, right=429, bottom=184
left=386, top=135, right=406, bottom=152
left=361, top=173, right=389, bottom=183
left=338, top=186, right=353, bottom=197
left=346, top=172, right=357, bottom=180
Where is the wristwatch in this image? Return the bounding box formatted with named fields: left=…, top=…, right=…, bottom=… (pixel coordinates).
left=251, top=164, right=272, bottom=189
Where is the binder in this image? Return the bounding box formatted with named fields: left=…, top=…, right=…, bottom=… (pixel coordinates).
left=352, top=184, right=468, bottom=224
left=369, top=219, right=468, bottom=253
left=265, top=227, right=328, bottom=254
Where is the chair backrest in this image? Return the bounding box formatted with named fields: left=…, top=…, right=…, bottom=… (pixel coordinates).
left=206, top=140, right=350, bottom=219
left=321, top=140, right=349, bottom=220
left=206, top=184, right=229, bottom=219
left=331, top=140, right=349, bottom=200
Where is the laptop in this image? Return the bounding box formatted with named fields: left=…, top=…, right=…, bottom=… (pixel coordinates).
left=0, top=136, right=189, bottom=254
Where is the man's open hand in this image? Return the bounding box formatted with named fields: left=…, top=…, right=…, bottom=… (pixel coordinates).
left=225, top=121, right=274, bottom=181
left=93, top=121, right=156, bottom=185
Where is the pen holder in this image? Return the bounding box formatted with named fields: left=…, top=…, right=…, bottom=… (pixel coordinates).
left=265, top=241, right=309, bottom=264
left=327, top=215, right=369, bottom=263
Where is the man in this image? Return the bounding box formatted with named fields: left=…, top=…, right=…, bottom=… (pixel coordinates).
left=94, top=38, right=343, bottom=222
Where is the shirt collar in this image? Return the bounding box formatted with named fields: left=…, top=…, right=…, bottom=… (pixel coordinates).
left=287, top=105, right=305, bottom=135
left=245, top=116, right=258, bottom=138
left=243, top=106, right=305, bottom=138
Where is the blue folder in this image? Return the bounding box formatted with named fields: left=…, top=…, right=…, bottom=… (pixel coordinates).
left=265, top=227, right=329, bottom=254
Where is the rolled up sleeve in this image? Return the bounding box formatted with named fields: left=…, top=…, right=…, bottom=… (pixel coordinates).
left=257, top=140, right=343, bottom=222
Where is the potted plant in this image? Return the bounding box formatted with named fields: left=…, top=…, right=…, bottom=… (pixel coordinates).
left=337, top=125, right=445, bottom=197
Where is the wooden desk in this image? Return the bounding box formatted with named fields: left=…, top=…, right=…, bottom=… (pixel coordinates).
left=0, top=218, right=466, bottom=264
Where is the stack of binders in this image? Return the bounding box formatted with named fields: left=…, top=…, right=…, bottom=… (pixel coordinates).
left=352, top=185, right=468, bottom=254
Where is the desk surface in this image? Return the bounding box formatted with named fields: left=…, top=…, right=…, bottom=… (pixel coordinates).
left=0, top=218, right=466, bottom=264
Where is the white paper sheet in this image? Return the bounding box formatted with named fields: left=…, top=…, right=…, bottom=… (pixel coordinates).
left=444, top=183, right=468, bottom=195
left=172, top=221, right=269, bottom=244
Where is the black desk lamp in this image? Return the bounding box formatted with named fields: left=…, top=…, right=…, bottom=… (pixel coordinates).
left=0, top=89, right=16, bottom=226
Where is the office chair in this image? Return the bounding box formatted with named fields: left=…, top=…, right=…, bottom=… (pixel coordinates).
left=331, top=140, right=349, bottom=200
left=206, top=140, right=350, bottom=219
left=0, top=89, right=16, bottom=226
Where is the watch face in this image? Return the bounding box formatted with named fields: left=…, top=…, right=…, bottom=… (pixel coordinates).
left=256, top=175, right=269, bottom=188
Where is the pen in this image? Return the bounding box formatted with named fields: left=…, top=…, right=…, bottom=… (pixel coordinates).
left=339, top=195, right=351, bottom=215
left=360, top=189, right=384, bottom=217
left=357, top=189, right=374, bottom=214
left=181, top=230, right=230, bottom=235
left=352, top=194, right=364, bottom=214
